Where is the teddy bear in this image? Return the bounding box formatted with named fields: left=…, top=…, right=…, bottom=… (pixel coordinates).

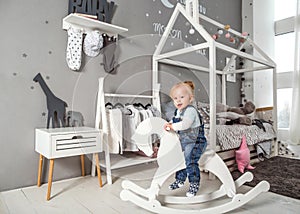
left=226, top=101, right=256, bottom=115
left=216, top=101, right=256, bottom=125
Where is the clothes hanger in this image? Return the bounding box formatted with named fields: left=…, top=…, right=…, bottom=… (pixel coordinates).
left=145, top=103, right=152, bottom=109
left=105, top=102, right=113, bottom=109
left=113, top=102, right=124, bottom=109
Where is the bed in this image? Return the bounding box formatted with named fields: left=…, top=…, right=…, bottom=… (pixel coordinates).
left=161, top=100, right=276, bottom=152
left=152, top=2, right=278, bottom=164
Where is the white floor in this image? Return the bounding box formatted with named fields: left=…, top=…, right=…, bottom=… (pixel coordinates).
left=1, top=153, right=300, bottom=214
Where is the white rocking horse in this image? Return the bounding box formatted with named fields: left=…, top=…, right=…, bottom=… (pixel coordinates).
left=120, top=117, right=270, bottom=213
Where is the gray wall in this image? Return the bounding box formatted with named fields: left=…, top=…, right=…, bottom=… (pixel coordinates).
left=0, top=0, right=241, bottom=191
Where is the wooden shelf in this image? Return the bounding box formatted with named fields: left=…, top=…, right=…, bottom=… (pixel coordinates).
left=62, top=13, right=128, bottom=35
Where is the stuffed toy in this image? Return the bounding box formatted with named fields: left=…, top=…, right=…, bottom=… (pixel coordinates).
left=216, top=101, right=255, bottom=125
left=227, top=101, right=256, bottom=115
left=235, top=135, right=255, bottom=173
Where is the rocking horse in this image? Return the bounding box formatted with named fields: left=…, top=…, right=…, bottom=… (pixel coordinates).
left=120, top=117, right=270, bottom=213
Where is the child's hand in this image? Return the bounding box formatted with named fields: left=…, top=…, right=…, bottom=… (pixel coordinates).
left=164, top=123, right=173, bottom=131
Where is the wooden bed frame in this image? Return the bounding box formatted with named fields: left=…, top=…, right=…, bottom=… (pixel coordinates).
left=152, top=0, right=278, bottom=158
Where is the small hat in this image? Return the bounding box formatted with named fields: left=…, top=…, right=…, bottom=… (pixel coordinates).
left=83, top=31, right=103, bottom=57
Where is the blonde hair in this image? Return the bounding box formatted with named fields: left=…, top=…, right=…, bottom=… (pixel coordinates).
left=184, top=80, right=195, bottom=94
left=170, top=81, right=194, bottom=99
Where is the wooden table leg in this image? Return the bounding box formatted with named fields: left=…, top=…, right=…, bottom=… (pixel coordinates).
left=95, top=153, right=102, bottom=187
left=46, top=159, right=54, bottom=201
left=80, top=155, right=85, bottom=176
left=37, top=154, right=43, bottom=187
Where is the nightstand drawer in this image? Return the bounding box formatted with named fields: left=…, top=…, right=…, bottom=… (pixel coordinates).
left=35, top=127, right=102, bottom=159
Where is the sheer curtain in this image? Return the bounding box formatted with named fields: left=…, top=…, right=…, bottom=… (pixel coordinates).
left=289, top=0, right=300, bottom=145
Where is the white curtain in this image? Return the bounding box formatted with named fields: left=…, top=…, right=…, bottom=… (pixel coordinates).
left=289, top=0, right=300, bottom=145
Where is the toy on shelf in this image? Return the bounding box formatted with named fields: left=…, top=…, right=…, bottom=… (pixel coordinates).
left=66, top=110, right=84, bottom=127
left=33, top=73, right=68, bottom=128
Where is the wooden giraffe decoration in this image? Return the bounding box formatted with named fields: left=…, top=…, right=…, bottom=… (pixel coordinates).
left=33, top=73, right=68, bottom=128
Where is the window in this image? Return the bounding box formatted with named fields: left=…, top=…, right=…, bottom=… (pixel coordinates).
left=277, top=88, right=293, bottom=128
left=274, top=33, right=295, bottom=73
left=274, top=0, right=297, bottom=133
left=274, top=0, right=297, bottom=21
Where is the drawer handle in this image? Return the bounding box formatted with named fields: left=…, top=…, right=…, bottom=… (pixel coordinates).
left=72, top=135, right=83, bottom=139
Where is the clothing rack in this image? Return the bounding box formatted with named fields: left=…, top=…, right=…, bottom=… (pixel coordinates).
left=91, top=77, right=160, bottom=185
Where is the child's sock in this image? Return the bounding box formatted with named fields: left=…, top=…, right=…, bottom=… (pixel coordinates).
left=186, top=182, right=199, bottom=197
left=168, top=179, right=184, bottom=190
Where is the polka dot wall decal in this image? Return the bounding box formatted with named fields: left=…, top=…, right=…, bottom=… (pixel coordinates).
left=30, top=86, right=34, bottom=90
left=48, top=51, right=52, bottom=54
left=22, top=53, right=27, bottom=58
left=46, top=76, right=50, bottom=80
left=42, top=112, right=46, bottom=116
left=13, top=73, right=17, bottom=76
left=45, top=20, right=49, bottom=24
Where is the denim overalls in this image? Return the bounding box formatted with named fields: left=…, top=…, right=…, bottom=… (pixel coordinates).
left=172, top=105, right=207, bottom=184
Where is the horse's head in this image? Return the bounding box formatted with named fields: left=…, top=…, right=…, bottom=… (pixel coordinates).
left=131, top=117, right=165, bottom=157
left=132, top=117, right=184, bottom=165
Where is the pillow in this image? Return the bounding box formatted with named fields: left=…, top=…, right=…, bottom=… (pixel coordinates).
left=216, top=112, right=245, bottom=120
left=235, top=135, right=255, bottom=173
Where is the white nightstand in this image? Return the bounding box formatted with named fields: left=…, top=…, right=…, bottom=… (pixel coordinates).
left=35, top=127, right=103, bottom=200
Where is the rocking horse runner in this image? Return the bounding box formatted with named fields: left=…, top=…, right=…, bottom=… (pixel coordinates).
left=120, top=117, right=270, bottom=213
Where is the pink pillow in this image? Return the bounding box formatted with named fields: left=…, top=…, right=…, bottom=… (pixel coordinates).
left=235, top=135, right=255, bottom=173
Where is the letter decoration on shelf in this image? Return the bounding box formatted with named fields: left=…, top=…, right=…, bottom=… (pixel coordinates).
left=68, top=0, right=115, bottom=24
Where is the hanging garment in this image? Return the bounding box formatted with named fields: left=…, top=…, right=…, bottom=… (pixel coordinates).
left=122, top=107, right=139, bottom=152
left=66, top=27, right=83, bottom=71
left=83, top=30, right=103, bottom=57
left=106, top=108, right=123, bottom=154
left=101, top=34, right=118, bottom=73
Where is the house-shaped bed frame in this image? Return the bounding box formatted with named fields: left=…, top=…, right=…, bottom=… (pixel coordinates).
left=120, top=1, right=277, bottom=212
left=151, top=0, right=277, bottom=154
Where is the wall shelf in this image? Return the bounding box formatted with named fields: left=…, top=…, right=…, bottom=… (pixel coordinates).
left=62, top=13, right=128, bottom=35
